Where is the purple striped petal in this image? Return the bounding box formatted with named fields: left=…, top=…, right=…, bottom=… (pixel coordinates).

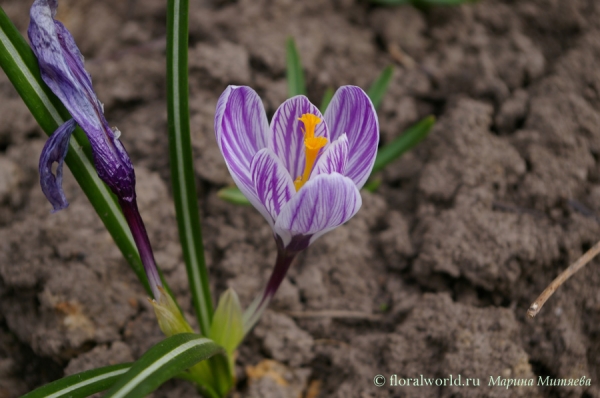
left=269, top=95, right=328, bottom=181
left=324, top=86, right=379, bottom=189
left=251, top=148, right=296, bottom=225
left=214, top=85, right=233, bottom=149
left=29, top=0, right=135, bottom=202
left=215, top=86, right=269, bottom=179
left=274, top=173, right=362, bottom=247
left=215, top=86, right=270, bottom=215
left=39, top=119, right=77, bottom=212
left=311, top=133, right=349, bottom=177
left=29, top=0, right=104, bottom=145
left=29, top=1, right=99, bottom=128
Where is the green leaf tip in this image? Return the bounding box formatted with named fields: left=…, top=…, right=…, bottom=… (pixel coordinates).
left=218, top=186, right=252, bottom=206
left=371, top=115, right=435, bottom=175
left=319, top=87, right=335, bottom=113
left=210, top=288, right=244, bottom=358
left=286, top=36, right=306, bottom=97
left=363, top=178, right=382, bottom=193
left=367, top=65, right=394, bottom=109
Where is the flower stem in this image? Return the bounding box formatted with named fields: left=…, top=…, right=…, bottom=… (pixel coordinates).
left=243, top=242, right=301, bottom=333
left=119, top=198, right=162, bottom=299
left=263, top=248, right=297, bottom=302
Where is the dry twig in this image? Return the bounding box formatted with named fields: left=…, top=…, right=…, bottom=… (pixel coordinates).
left=528, top=240, right=600, bottom=318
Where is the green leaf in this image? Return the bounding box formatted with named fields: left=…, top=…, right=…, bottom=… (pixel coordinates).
left=367, top=65, right=394, bottom=109
left=363, top=178, right=382, bottom=193
left=217, top=187, right=252, bottom=206
left=371, top=115, right=435, bottom=175
left=286, top=37, right=306, bottom=97
left=0, top=7, right=160, bottom=294
left=210, top=289, right=244, bottom=359
left=21, top=364, right=130, bottom=398
left=206, top=351, right=233, bottom=397
left=319, top=87, right=335, bottom=114
left=103, top=334, right=223, bottom=398
left=166, top=0, right=213, bottom=337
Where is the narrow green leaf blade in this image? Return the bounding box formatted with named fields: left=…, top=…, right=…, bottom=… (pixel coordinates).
left=166, top=0, right=213, bottom=336
left=366, top=65, right=394, bottom=110
left=0, top=7, right=157, bottom=294
left=21, top=364, right=130, bottom=398
left=217, top=187, right=251, bottom=206
left=363, top=178, right=382, bottom=193
left=286, top=37, right=306, bottom=97
left=370, top=115, right=435, bottom=175
left=103, top=334, right=222, bottom=398
left=319, top=87, right=335, bottom=114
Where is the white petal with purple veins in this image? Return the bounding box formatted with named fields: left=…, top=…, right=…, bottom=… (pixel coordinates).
left=214, top=85, right=233, bottom=148
left=215, top=86, right=269, bottom=171
left=324, top=86, right=379, bottom=189
left=311, top=134, right=349, bottom=177
left=251, top=148, right=296, bottom=226
left=274, top=173, right=362, bottom=247
left=269, top=95, right=328, bottom=181
left=215, top=86, right=270, bottom=213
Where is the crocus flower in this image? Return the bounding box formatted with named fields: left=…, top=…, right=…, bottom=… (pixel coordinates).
left=29, top=0, right=162, bottom=299
left=29, top=0, right=135, bottom=209
left=214, top=85, right=379, bottom=329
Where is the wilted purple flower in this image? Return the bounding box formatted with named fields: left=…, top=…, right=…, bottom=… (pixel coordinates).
left=29, top=0, right=135, bottom=211
left=29, top=0, right=162, bottom=299
left=214, top=85, right=378, bottom=328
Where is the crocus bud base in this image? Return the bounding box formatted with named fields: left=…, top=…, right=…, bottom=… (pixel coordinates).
left=149, top=287, right=193, bottom=337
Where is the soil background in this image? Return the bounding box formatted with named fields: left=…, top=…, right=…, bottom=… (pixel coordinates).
left=1, top=0, right=600, bottom=397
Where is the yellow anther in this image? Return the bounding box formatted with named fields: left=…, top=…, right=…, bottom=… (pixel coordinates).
left=295, top=113, right=327, bottom=191
left=298, top=114, right=321, bottom=139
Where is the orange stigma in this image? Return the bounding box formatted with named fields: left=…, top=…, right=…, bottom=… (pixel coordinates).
left=294, top=113, right=327, bottom=191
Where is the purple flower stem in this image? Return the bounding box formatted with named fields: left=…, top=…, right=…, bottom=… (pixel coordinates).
left=243, top=235, right=310, bottom=333
left=263, top=247, right=297, bottom=302
left=119, top=198, right=162, bottom=299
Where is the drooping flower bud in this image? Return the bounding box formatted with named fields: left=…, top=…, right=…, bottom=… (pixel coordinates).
left=30, top=0, right=163, bottom=301
left=29, top=0, right=135, bottom=209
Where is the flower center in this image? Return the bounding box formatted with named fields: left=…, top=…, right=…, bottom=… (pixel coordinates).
left=294, top=113, right=327, bottom=191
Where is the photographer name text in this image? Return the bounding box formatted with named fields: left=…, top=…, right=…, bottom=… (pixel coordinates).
left=373, top=374, right=592, bottom=389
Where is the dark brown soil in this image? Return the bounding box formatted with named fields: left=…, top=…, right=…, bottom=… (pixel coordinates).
left=2, top=0, right=600, bottom=397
